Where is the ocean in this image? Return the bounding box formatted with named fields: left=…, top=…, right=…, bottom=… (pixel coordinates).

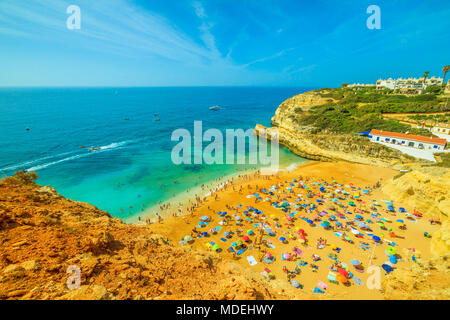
left=0, top=87, right=309, bottom=220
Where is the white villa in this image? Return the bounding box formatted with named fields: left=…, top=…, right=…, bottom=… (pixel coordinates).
left=376, top=77, right=444, bottom=94
left=432, top=123, right=450, bottom=136
left=347, top=83, right=376, bottom=88
left=431, top=123, right=450, bottom=142
left=369, top=129, right=446, bottom=151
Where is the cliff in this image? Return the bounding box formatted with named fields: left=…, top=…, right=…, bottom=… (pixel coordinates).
left=381, top=166, right=450, bottom=257
left=380, top=166, right=450, bottom=299
left=0, top=173, right=302, bottom=300
left=255, top=90, right=421, bottom=170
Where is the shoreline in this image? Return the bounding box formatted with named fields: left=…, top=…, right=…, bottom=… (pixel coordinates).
left=125, top=161, right=307, bottom=225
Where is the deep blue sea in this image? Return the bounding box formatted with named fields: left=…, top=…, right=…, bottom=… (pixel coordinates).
left=0, top=87, right=308, bottom=220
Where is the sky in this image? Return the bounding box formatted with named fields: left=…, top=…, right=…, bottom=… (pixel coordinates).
left=0, top=0, right=449, bottom=87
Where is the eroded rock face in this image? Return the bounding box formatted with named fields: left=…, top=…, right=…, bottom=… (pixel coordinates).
left=381, top=167, right=450, bottom=221
left=272, top=91, right=332, bottom=127
left=58, top=285, right=112, bottom=300
left=382, top=255, right=450, bottom=300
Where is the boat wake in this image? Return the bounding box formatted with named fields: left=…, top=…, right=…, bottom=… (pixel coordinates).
left=0, top=141, right=131, bottom=173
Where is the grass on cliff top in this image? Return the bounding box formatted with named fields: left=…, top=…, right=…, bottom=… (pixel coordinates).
left=435, top=153, right=450, bottom=168
left=294, top=86, right=448, bottom=135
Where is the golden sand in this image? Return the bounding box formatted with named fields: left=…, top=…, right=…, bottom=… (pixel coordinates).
left=147, top=161, right=440, bottom=299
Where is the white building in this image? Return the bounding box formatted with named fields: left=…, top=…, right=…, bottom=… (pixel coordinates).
left=347, top=83, right=376, bottom=88
left=431, top=123, right=450, bottom=142
left=369, top=129, right=446, bottom=151
left=376, top=77, right=444, bottom=94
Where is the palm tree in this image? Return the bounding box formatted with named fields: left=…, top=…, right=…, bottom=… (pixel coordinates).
left=422, top=71, right=430, bottom=84
left=442, top=65, right=450, bottom=86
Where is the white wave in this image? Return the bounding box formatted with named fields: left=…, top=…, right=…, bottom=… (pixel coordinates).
left=27, top=153, right=90, bottom=171
left=0, top=151, right=77, bottom=172
left=25, top=141, right=130, bottom=172
left=98, top=141, right=129, bottom=150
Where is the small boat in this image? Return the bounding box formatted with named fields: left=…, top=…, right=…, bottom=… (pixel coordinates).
left=124, top=117, right=130, bottom=120
left=88, top=146, right=101, bottom=152
left=209, top=105, right=220, bottom=111
left=154, top=118, right=160, bottom=121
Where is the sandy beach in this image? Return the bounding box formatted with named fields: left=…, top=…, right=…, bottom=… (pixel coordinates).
left=147, top=161, right=440, bottom=299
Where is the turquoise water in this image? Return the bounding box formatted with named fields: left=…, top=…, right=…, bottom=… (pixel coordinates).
left=0, top=87, right=308, bottom=220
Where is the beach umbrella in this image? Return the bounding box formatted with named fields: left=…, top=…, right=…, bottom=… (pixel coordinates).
left=212, top=244, right=219, bottom=251
left=307, top=219, right=314, bottom=224
left=200, top=216, right=209, bottom=221
left=320, top=222, right=328, bottom=228
left=355, top=215, right=363, bottom=220
left=396, top=219, right=404, bottom=223
left=291, top=280, right=300, bottom=288
left=235, top=216, right=241, bottom=221
left=387, top=206, right=395, bottom=212
left=338, top=274, right=348, bottom=283
left=386, top=246, right=397, bottom=255
left=372, top=235, right=381, bottom=242
left=199, top=221, right=205, bottom=226
left=350, top=259, right=360, bottom=266
left=247, top=230, right=254, bottom=235
left=351, top=229, right=359, bottom=235
left=399, top=207, right=406, bottom=212
left=283, top=253, right=291, bottom=260
left=243, top=236, right=250, bottom=242
left=382, top=264, right=394, bottom=273
left=362, top=190, right=369, bottom=194
left=265, top=252, right=272, bottom=258
left=389, top=255, right=397, bottom=264
left=358, top=222, right=366, bottom=228
left=338, top=268, right=349, bottom=277
left=202, top=232, right=208, bottom=237
left=183, top=236, right=193, bottom=242
left=279, top=237, right=286, bottom=242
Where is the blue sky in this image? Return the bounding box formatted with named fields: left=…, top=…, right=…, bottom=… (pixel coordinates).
left=0, top=0, right=449, bottom=87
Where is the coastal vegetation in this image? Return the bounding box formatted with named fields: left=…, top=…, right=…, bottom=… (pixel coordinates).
left=292, top=87, right=449, bottom=135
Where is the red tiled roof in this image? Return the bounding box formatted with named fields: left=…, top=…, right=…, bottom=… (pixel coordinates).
left=369, top=129, right=447, bottom=145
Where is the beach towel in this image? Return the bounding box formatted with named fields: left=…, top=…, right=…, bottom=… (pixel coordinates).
left=317, top=281, right=328, bottom=290
left=328, top=271, right=338, bottom=283
left=298, top=261, right=308, bottom=267
left=236, top=248, right=246, bottom=255
left=353, top=277, right=363, bottom=286
left=247, top=255, right=258, bottom=266
left=293, top=248, right=304, bottom=256
left=334, top=232, right=343, bottom=237
left=313, top=287, right=325, bottom=294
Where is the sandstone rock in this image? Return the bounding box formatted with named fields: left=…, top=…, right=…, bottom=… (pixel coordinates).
left=21, top=259, right=41, bottom=271
left=3, top=264, right=25, bottom=274
left=58, top=285, right=112, bottom=300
